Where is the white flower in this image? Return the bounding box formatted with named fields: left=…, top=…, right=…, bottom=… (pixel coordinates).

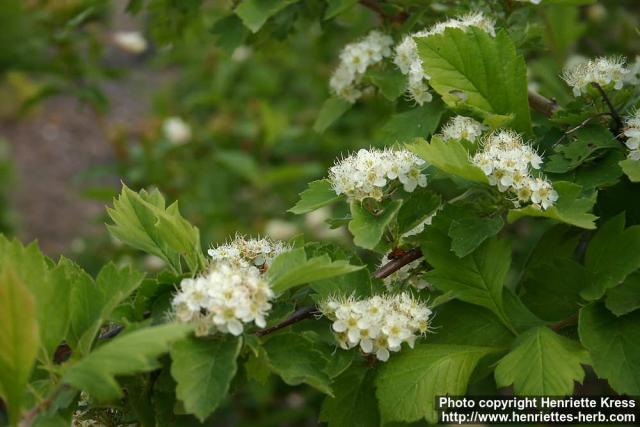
left=623, top=110, right=640, bottom=161
left=516, top=0, right=542, bottom=4
left=171, top=261, right=274, bottom=336
left=440, top=115, right=487, bottom=142
left=328, top=148, right=427, bottom=202
left=472, top=130, right=557, bottom=210
left=392, top=12, right=494, bottom=105
left=112, top=31, right=147, bottom=54
left=208, top=234, right=291, bottom=268
left=330, top=31, right=394, bottom=103
left=163, top=117, right=192, bottom=144
left=321, top=293, right=432, bottom=361
left=562, top=56, right=629, bottom=97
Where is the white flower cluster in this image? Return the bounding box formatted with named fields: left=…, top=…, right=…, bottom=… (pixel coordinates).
left=112, top=31, right=147, bottom=54
left=473, top=130, right=558, bottom=209
left=208, top=234, right=291, bottom=268
left=379, top=255, right=429, bottom=290
left=393, top=13, right=495, bottom=105
left=330, top=31, right=394, bottom=103
left=163, top=116, right=191, bottom=145
left=329, top=148, right=427, bottom=202
left=623, top=110, right=640, bottom=161
left=562, top=56, right=629, bottom=96
left=516, top=0, right=542, bottom=4
left=171, top=261, right=274, bottom=336
left=440, top=115, right=487, bottom=143
left=321, top=293, right=432, bottom=361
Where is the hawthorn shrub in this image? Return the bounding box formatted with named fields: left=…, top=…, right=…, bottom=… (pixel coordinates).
left=1, top=1, right=640, bottom=427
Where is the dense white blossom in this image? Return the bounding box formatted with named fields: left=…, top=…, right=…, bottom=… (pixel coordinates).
left=623, top=110, right=640, bottom=161
left=328, top=148, right=427, bottom=202
left=440, top=115, right=487, bottom=142
left=330, top=31, right=394, bottom=102
left=320, top=293, right=432, bottom=361
left=562, top=56, right=629, bottom=97
left=171, top=261, right=274, bottom=336
left=112, top=31, right=147, bottom=54
left=379, top=254, right=429, bottom=290
left=162, top=117, right=192, bottom=144
left=472, top=130, right=558, bottom=209
left=208, top=234, right=291, bottom=268
left=393, top=12, right=495, bottom=105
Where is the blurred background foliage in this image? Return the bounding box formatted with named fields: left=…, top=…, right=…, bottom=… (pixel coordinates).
left=0, top=0, right=639, bottom=425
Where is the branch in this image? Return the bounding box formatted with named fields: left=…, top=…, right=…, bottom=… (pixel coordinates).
left=592, top=82, right=623, bottom=133
left=20, top=386, right=67, bottom=427
left=255, top=306, right=319, bottom=336
left=548, top=314, right=578, bottom=331
left=359, top=0, right=407, bottom=24
left=373, top=248, right=423, bottom=279
left=528, top=91, right=558, bottom=118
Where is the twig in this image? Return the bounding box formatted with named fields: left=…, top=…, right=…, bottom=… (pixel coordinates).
left=359, top=0, right=407, bottom=24
left=20, top=386, right=67, bottom=427
left=373, top=248, right=423, bottom=279
left=548, top=314, right=578, bottom=331
left=592, top=83, right=623, bottom=133
left=255, top=306, right=319, bottom=336
left=528, top=91, right=559, bottom=118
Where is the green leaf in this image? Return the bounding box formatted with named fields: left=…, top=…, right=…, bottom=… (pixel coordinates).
left=62, top=324, right=191, bottom=401
left=495, top=326, right=589, bottom=395
left=520, top=259, right=586, bottom=321
left=545, top=125, right=618, bottom=173
left=396, top=188, right=441, bottom=236
left=319, top=365, right=379, bottom=427
left=62, top=261, right=145, bottom=356
left=235, top=0, right=299, bottom=33
left=378, top=100, right=444, bottom=144
left=428, top=301, right=514, bottom=348
left=507, top=181, right=597, bottom=229
left=263, top=333, right=333, bottom=395
left=267, top=248, right=363, bottom=293
left=620, top=159, right=640, bottom=182
left=366, top=67, right=407, bottom=101
left=289, top=179, right=340, bottom=214
left=0, top=267, right=40, bottom=427
left=581, top=213, right=640, bottom=300
left=170, top=336, right=241, bottom=422
left=579, top=303, right=640, bottom=395
left=408, top=136, right=488, bottom=183
left=210, top=15, right=249, bottom=53
left=416, top=28, right=531, bottom=133
left=422, top=229, right=513, bottom=330
left=0, top=237, right=72, bottom=362
left=107, top=184, right=203, bottom=273
left=605, top=271, right=640, bottom=316
left=448, top=216, right=504, bottom=258
left=313, top=97, right=352, bottom=133
left=324, top=0, right=358, bottom=19
left=348, top=200, right=402, bottom=250
left=376, top=344, right=497, bottom=423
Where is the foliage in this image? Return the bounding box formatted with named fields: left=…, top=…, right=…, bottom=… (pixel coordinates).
left=1, top=0, right=640, bottom=426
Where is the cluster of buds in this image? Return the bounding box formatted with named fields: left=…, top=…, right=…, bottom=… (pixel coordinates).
left=320, top=293, right=432, bottom=361
left=393, top=13, right=495, bottom=105
left=472, top=130, right=558, bottom=210
left=439, top=115, right=487, bottom=143
left=162, top=116, right=192, bottom=145
left=623, top=110, right=640, bottom=161
left=330, top=31, right=394, bottom=103
left=171, top=261, right=274, bottom=336
left=329, top=148, right=427, bottom=202
left=562, top=56, right=629, bottom=96
left=208, top=234, right=290, bottom=269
